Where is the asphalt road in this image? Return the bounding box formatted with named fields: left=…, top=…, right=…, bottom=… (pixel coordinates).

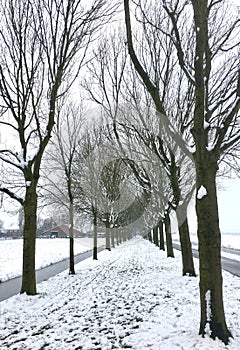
left=173, top=243, right=240, bottom=277
left=0, top=246, right=104, bottom=302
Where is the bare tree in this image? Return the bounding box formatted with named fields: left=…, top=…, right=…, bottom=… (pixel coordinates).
left=124, top=0, right=240, bottom=343
left=42, top=101, right=85, bottom=274
left=0, top=0, right=113, bottom=295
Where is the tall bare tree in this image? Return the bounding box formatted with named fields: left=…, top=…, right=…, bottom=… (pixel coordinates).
left=0, top=0, right=113, bottom=295
left=124, top=0, right=240, bottom=343
left=42, top=101, right=85, bottom=274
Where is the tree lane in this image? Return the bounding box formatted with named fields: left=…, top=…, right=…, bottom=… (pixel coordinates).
left=0, top=246, right=105, bottom=302
left=173, top=243, right=240, bottom=277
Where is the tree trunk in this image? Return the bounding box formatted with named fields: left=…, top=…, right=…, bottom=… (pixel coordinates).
left=153, top=226, right=159, bottom=246
left=196, top=166, right=231, bottom=343
left=116, top=229, right=119, bottom=245
left=93, top=211, right=98, bottom=260
left=148, top=230, right=152, bottom=242
left=177, top=210, right=196, bottom=276
left=158, top=220, right=165, bottom=250
left=122, top=228, right=127, bottom=242
left=191, top=0, right=232, bottom=342
left=105, top=220, right=111, bottom=251
left=20, top=186, right=37, bottom=295
left=164, top=213, right=174, bottom=258
left=119, top=229, right=122, bottom=244
left=69, top=201, right=75, bottom=275
left=111, top=227, right=115, bottom=248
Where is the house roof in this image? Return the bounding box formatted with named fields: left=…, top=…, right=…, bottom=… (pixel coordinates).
left=41, top=224, right=82, bottom=236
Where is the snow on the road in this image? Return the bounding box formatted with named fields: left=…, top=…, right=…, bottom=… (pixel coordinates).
left=0, top=238, right=105, bottom=282
left=0, top=237, right=240, bottom=350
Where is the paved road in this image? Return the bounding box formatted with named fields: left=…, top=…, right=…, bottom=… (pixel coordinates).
left=0, top=247, right=104, bottom=302
left=173, top=243, right=240, bottom=277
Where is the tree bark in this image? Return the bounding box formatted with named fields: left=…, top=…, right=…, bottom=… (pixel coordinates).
left=153, top=226, right=159, bottom=246
left=158, top=220, right=165, bottom=250
left=111, top=228, right=115, bottom=248
left=148, top=230, right=152, bottom=242
left=20, top=185, right=37, bottom=295
left=191, top=0, right=232, bottom=341
left=105, top=220, right=111, bottom=251
left=177, top=211, right=196, bottom=276
left=116, top=229, right=119, bottom=245
left=119, top=229, right=122, bottom=244
left=164, top=213, right=174, bottom=258
left=196, top=165, right=231, bottom=343
left=93, top=211, right=98, bottom=260
left=69, top=201, right=75, bottom=275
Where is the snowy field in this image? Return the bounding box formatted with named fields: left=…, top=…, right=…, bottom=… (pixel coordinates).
left=0, top=237, right=239, bottom=350
left=0, top=237, right=105, bottom=282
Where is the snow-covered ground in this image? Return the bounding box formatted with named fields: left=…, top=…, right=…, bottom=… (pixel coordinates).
left=0, top=237, right=239, bottom=350
left=0, top=237, right=105, bottom=282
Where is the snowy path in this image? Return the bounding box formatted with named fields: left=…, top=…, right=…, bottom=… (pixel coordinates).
left=0, top=237, right=240, bottom=350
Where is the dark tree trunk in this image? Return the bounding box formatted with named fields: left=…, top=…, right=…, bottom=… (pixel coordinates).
left=69, top=236, right=75, bottom=274
left=105, top=220, right=111, bottom=251
left=191, top=0, right=232, bottom=342
left=20, top=186, right=37, bottom=295
left=153, top=226, right=159, bottom=246
left=111, top=228, right=115, bottom=248
left=164, top=213, right=174, bottom=258
left=158, top=220, right=165, bottom=250
left=148, top=230, right=152, bottom=242
left=93, top=211, right=98, bottom=260
left=116, top=229, right=119, bottom=245
left=69, top=202, right=75, bottom=275
left=177, top=210, right=196, bottom=276
left=118, top=229, right=122, bottom=244
left=196, top=166, right=231, bottom=343
left=169, top=147, right=195, bottom=275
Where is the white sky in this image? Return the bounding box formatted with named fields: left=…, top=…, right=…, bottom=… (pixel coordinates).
left=218, top=177, right=240, bottom=233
